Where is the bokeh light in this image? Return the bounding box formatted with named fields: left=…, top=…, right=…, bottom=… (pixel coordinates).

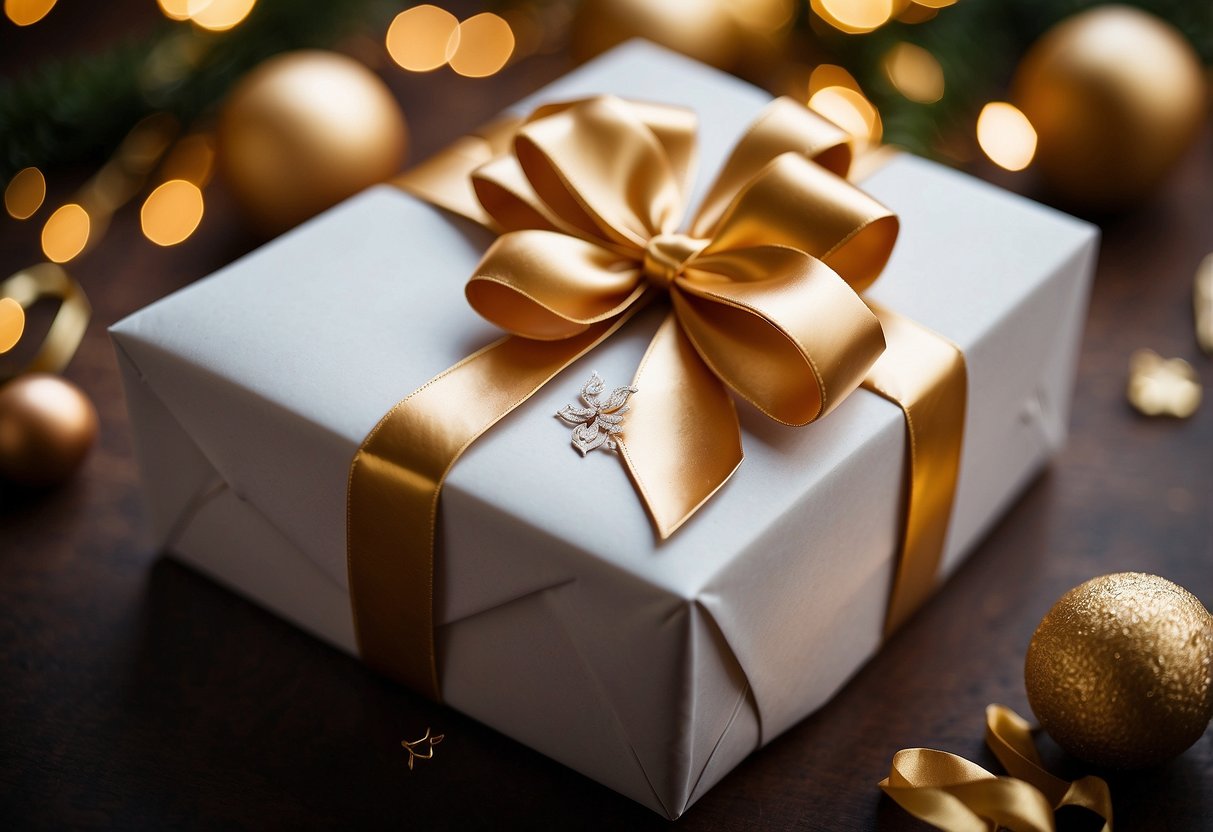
left=977, top=102, right=1037, bottom=171
left=4, top=0, right=57, bottom=26
left=156, top=0, right=203, bottom=21
left=812, top=0, right=895, bottom=34
left=449, top=13, right=515, bottom=78
left=387, top=5, right=461, bottom=72
left=808, top=63, right=862, bottom=96
left=883, top=42, right=944, bottom=104
left=141, top=180, right=205, bottom=247
left=41, top=204, right=91, bottom=263
left=913, top=0, right=958, bottom=8
left=4, top=167, right=46, bottom=220
left=190, top=0, right=257, bottom=31
left=732, top=0, right=796, bottom=32
left=161, top=133, right=216, bottom=187
left=809, top=86, right=883, bottom=145
left=0, top=298, right=25, bottom=354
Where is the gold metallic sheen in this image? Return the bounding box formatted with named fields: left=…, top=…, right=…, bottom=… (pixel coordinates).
left=1025, top=572, right=1213, bottom=769
left=881, top=704, right=1112, bottom=831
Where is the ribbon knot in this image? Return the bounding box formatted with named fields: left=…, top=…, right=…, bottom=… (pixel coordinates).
left=642, top=233, right=704, bottom=290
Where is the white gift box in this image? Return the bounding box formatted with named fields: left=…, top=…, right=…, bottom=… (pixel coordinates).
left=112, top=42, right=1098, bottom=818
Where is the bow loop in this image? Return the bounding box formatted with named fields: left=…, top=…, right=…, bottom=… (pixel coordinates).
left=701, top=152, right=899, bottom=292
left=512, top=96, right=686, bottom=251
left=672, top=245, right=885, bottom=425
left=466, top=230, right=645, bottom=340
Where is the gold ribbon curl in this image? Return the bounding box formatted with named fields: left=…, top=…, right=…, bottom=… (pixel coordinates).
left=349, top=95, right=968, bottom=699
left=0, top=263, right=92, bottom=381
left=880, top=705, right=1113, bottom=832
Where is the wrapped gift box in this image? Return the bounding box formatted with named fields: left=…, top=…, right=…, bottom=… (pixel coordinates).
left=112, top=42, right=1097, bottom=818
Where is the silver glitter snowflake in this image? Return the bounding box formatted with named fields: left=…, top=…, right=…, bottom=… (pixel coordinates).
left=555, top=372, right=638, bottom=456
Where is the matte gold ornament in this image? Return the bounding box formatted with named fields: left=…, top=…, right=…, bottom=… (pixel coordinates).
left=571, top=0, right=793, bottom=72
left=218, top=50, right=408, bottom=237
left=1127, top=349, right=1201, bottom=418
left=0, top=373, right=98, bottom=487
left=1025, top=573, right=1213, bottom=769
left=1011, top=6, right=1207, bottom=211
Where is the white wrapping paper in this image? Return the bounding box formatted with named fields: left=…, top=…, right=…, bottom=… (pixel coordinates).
left=112, top=41, right=1098, bottom=818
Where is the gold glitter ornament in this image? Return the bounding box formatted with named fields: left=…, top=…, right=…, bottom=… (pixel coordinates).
left=218, top=51, right=408, bottom=237
left=1011, top=6, right=1207, bottom=211
left=1025, top=573, right=1213, bottom=769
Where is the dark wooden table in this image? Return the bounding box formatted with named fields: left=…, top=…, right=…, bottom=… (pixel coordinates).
left=3, top=6, right=1211, bottom=830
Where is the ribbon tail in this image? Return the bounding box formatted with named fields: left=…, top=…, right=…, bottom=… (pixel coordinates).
left=861, top=304, right=967, bottom=636
left=986, top=705, right=1114, bottom=832
left=347, top=314, right=633, bottom=699
left=617, top=312, right=742, bottom=539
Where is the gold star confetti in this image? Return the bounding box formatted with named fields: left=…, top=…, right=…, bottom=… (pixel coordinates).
left=1127, top=349, right=1202, bottom=418
left=402, top=727, right=444, bottom=770
left=1195, top=253, right=1213, bottom=356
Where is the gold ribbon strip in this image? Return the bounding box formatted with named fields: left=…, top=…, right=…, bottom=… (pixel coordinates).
left=0, top=263, right=92, bottom=381
left=349, top=95, right=967, bottom=698
left=880, top=704, right=1113, bottom=832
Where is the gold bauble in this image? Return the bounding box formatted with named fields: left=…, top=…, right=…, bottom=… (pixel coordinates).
left=1012, top=5, right=1208, bottom=211
left=1025, top=572, right=1213, bottom=769
left=571, top=0, right=793, bottom=72
left=0, top=374, right=98, bottom=487
left=218, top=50, right=408, bottom=237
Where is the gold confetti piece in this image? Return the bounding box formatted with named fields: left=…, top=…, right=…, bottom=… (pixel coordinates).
left=1195, top=252, right=1213, bottom=355
left=1127, top=349, right=1202, bottom=418
left=402, top=727, right=444, bottom=770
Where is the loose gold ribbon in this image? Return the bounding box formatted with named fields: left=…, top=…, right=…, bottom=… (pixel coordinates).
left=349, top=95, right=967, bottom=699
left=880, top=705, right=1113, bottom=832
left=0, top=263, right=92, bottom=381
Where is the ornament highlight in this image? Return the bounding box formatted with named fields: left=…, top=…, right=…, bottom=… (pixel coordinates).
left=0, top=374, right=98, bottom=487
left=1025, top=572, right=1213, bottom=769
left=1012, top=6, right=1207, bottom=211
left=218, top=51, right=408, bottom=237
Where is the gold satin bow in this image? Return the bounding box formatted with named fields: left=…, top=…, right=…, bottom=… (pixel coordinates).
left=349, top=95, right=966, bottom=699
left=438, top=95, right=897, bottom=535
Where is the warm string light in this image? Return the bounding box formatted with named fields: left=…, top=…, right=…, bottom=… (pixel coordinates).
left=807, top=65, right=881, bottom=147
left=37, top=114, right=179, bottom=264
left=812, top=0, right=957, bottom=33
left=812, top=0, right=896, bottom=35
left=977, top=102, right=1037, bottom=171
left=387, top=7, right=515, bottom=78
left=387, top=5, right=461, bottom=72
left=156, top=0, right=256, bottom=31
left=809, top=86, right=882, bottom=145
left=141, top=180, right=205, bottom=246
left=449, top=13, right=515, bottom=78
left=0, top=297, right=25, bottom=354
left=4, top=0, right=57, bottom=26
left=139, top=132, right=214, bottom=247
left=883, top=42, right=944, bottom=104
left=41, top=204, right=91, bottom=264
left=5, top=167, right=46, bottom=220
